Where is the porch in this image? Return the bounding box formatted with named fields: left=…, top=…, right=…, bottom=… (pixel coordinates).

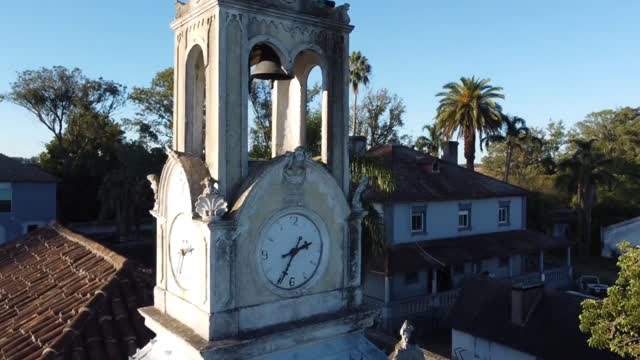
left=369, top=266, right=573, bottom=330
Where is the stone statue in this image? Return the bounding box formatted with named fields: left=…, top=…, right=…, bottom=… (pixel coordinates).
left=388, top=320, right=425, bottom=360
left=195, top=177, right=228, bottom=222
left=147, top=174, right=160, bottom=217
left=283, top=146, right=308, bottom=185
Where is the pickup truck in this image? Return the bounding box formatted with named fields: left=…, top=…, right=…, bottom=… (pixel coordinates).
left=578, top=275, right=609, bottom=298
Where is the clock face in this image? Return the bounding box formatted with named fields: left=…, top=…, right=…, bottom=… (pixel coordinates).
left=258, top=213, right=324, bottom=291
left=169, top=213, right=199, bottom=291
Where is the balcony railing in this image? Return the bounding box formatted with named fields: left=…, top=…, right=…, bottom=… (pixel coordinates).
left=391, top=289, right=461, bottom=319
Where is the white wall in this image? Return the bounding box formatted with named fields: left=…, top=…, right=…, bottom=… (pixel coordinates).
left=602, top=216, right=640, bottom=258
left=391, top=196, right=525, bottom=245
left=452, top=329, right=535, bottom=360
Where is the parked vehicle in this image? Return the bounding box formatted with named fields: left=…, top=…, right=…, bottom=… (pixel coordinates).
left=578, top=275, right=609, bottom=298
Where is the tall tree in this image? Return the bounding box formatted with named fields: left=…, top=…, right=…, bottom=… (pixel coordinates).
left=358, top=88, right=406, bottom=148
left=125, top=68, right=174, bottom=147
left=435, top=76, right=504, bottom=170
left=481, top=115, right=539, bottom=183
left=580, top=242, right=640, bottom=358
left=4, top=66, right=125, bottom=146
left=349, top=51, right=371, bottom=136
left=556, top=139, right=613, bottom=254
left=415, top=124, right=443, bottom=156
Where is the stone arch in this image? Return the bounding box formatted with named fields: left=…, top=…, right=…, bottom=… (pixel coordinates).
left=184, top=44, right=206, bottom=157
left=271, top=47, right=330, bottom=161
left=247, top=36, right=291, bottom=71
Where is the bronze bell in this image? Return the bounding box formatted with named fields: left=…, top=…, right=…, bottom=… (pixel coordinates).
left=250, top=44, right=293, bottom=81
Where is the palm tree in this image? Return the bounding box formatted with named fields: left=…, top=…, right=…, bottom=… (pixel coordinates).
left=481, top=115, right=539, bottom=183
left=415, top=124, right=444, bottom=157
left=349, top=51, right=371, bottom=136
left=435, top=77, right=504, bottom=170
left=556, top=139, right=613, bottom=255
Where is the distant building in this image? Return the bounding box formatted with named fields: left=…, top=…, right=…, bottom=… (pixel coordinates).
left=0, top=153, right=58, bottom=244
left=601, top=216, right=640, bottom=258
left=361, top=144, right=572, bottom=329
left=0, top=224, right=154, bottom=358
left=450, top=278, right=620, bottom=360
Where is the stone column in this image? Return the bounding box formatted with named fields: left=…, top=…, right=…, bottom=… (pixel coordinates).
left=207, top=219, right=238, bottom=340
left=567, top=246, right=573, bottom=278
left=347, top=209, right=367, bottom=308
left=431, top=269, right=438, bottom=294
left=324, top=33, right=350, bottom=193
left=539, top=251, right=545, bottom=282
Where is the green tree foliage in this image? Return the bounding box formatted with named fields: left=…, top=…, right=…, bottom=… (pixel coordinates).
left=356, top=88, right=406, bottom=148
left=580, top=243, right=640, bottom=358
left=99, top=144, right=165, bottom=240
left=349, top=51, right=371, bottom=136
left=415, top=124, right=444, bottom=156
left=481, top=115, right=540, bottom=183
left=436, top=76, right=504, bottom=170
left=556, top=139, right=614, bottom=254
left=4, top=66, right=126, bottom=146
left=248, top=79, right=273, bottom=159
left=125, top=68, right=174, bottom=147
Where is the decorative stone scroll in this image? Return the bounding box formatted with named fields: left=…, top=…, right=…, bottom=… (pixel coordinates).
left=147, top=174, right=160, bottom=218
left=351, top=176, right=369, bottom=212
left=195, top=177, right=228, bottom=222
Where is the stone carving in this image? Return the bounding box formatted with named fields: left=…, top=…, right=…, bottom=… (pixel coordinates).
left=147, top=174, right=160, bottom=217
left=165, top=145, right=179, bottom=160
left=195, top=177, right=228, bottom=222
left=351, top=176, right=369, bottom=212
left=176, top=1, right=189, bottom=19
left=389, top=320, right=425, bottom=360
left=283, top=146, right=308, bottom=185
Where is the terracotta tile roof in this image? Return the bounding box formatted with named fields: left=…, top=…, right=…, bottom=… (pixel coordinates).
left=450, top=278, right=621, bottom=360
left=0, top=224, right=154, bottom=360
left=0, top=154, right=58, bottom=183
left=377, top=230, right=567, bottom=274
left=362, top=144, right=527, bottom=202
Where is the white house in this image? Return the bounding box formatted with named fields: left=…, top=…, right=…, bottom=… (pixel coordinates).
left=360, top=143, right=572, bottom=329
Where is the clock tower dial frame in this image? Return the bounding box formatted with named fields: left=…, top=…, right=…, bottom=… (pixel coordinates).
left=256, top=208, right=330, bottom=296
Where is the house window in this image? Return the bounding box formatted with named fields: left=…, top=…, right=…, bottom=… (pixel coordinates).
left=499, top=256, right=510, bottom=267
left=0, top=183, right=11, bottom=213
left=411, top=207, right=426, bottom=233
left=404, top=272, right=419, bottom=285
left=458, top=203, right=471, bottom=230
left=498, top=201, right=510, bottom=225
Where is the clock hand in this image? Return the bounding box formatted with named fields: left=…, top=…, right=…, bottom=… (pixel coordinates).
left=177, top=251, right=185, bottom=274
left=277, top=236, right=303, bottom=285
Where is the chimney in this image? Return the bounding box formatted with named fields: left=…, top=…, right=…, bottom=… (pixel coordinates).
left=511, top=282, right=544, bottom=326
left=442, top=141, right=459, bottom=165
left=349, top=136, right=367, bottom=158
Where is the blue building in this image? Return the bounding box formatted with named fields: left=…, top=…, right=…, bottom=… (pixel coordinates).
left=0, top=154, right=57, bottom=244
left=359, top=143, right=572, bottom=329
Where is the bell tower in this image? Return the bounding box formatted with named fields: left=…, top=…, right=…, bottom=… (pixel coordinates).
left=172, top=0, right=353, bottom=200
left=137, top=1, right=386, bottom=359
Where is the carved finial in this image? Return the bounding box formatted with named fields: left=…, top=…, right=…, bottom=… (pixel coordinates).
left=195, top=177, right=228, bottom=222
left=283, top=146, right=308, bottom=185
left=352, top=176, right=369, bottom=212
left=147, top=174, right=160, bottom=217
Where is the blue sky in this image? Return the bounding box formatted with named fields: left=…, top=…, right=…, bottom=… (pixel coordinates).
left=1, top=0, right=638, bottom=159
